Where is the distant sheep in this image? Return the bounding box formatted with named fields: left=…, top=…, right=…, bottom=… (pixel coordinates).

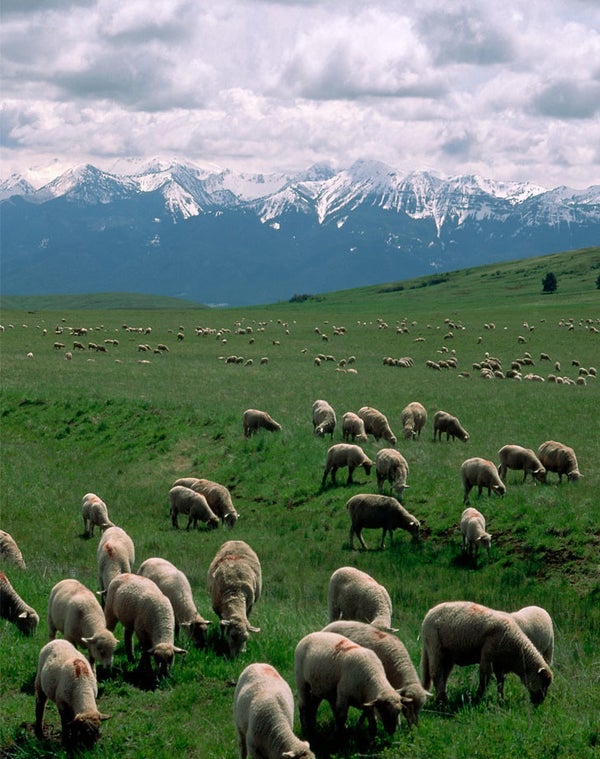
left=242, top=408, right=282, bottom=437
left=460, top=507, right=492, bottom=559
left=497, top=444, right=547, bottom=483
left=168, top=485, right=219, bottom=531
left=312, top=399, right=337, bottom=439
left=97, top=525, right=135, bottom=601
left=341, top=411, right=368, bottom=443
left=81, top=493, right=114, bottom=537
left=461, top=457, right=506, bottom=505
left=537, top=440, right=582, bottom=482
left=433, top=410, right=469, bottom=442
left=400, top=401, right=427, bottom=440
left=375, top=448, right=410, bottom=498
left=0, top=571, right=39, bottom=635
left=0, top=529, right=27, bottom=569
left=510, top=605, right=554, bottom=665
left=175, top=477, right=239, bottom=528
left=321, top=444, right=374, bottom=488
left=328, top=566, right=394, bottom=630
left=358, top=406, right=397, bottom=445
left=347, top=493, right=419, bottom=550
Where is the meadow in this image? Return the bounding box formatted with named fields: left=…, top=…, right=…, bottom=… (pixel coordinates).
left=0, top=247, right=599, bottom=758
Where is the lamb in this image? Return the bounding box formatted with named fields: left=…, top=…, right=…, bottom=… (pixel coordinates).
left=328, top=566, right=394, bottom=630
left=294, top=631, right=404, bottom=739
left=81, top=492, right=114, bottom=537
left=0, top=571, right=39, bottom=635
left=174, top=477, right=239, bottom=528
left=433, top=410, right=469, bottom=442
left=375, top=448, right=410, bottom=498
left=537, top=440, right=582, bottom=482
left=47, top=578, right=118, bottom=671
left=400, top=401, right=427, bottom=440
left=461, top=457, right=506, bottom=505
left=168, top=485, right=219, bottom=531
left=321, top=620, right=430, bottom=726
left=321, top=444, right=374, bottom=488
left=233, top=662, right=315, bottom=759
left=242, top=408, right=282, bottom=437
left=138, top=557, right=211, bottom=648
left=206, top=540, right=262, bottom=657
left=97, top=525, right=135, bottom=601
left=347, top=494, right=420, bottom=550
left=420, top=601, right=553, bottom=703
left=104, top=573, right=187, bottom=678
left=510, top=605, right=554, bottom=665
left=341, top=411, right=368, bottom=443
left=358, top=406, right=397, bottom=445
left=35, top=639, right=110, bottom=748
left=312, top=399, right=337, bottom=439
left=460, top=507, right=492, bottom=559
left=497, top=444, right=547, bottom=484
left=0, top=529, right=27, bottom=569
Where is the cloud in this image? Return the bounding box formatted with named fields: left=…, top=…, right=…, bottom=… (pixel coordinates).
left=532, top=80, right=600, bottom=119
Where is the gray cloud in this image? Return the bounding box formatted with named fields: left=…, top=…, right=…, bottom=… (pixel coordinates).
left=532, top=80, right=600, bottom=119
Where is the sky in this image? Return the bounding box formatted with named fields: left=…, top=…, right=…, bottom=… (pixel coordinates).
left=1, top=0, right=600, bottom=189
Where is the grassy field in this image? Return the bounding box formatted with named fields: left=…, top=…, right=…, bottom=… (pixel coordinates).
left=1, top=247, right=599, bottom=758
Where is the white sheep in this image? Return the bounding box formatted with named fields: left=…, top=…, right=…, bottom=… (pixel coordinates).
left=168, top=485, right=219, bottom=531
left=294, top=631, right=404, bottom=739
left=233, top=662, right=315, bottom=759
left=0, top=529, right=27, bottom=569
left=433, top=410, right=469, bottom=442
left=537, top=440, right=582, bottom=482
left=81, top=492, right=114, bottom=537
left=358, top=406, right=397, bottom=445
left=328, top=566, right=394, bottom=630
left=104, top=573, right=187, bottom=678
left=461, top=457, right=507, bottom=505
left=375, top=448, right=410, bottom=498
left=138, top=557, right=211, bottom=648
left=321, top=443, right=374, bottom=488
left=97, top=525, right=135, bottom=601
left=460, top=507, right=492, bottom=559
left=48, top=578, right=118, bottom=671
left=341, top=411, right=368, bottom=443
left=497, top=444, right=547, bottom=483
left=35, top=639, right=110, bottom=748
left=400, top=401, right=427, bottom=440
left=242, top=408, right=282, bottom=437
left=174, top=477, right=239, bottom=528
left=312, top=399, right=337, bottom=439
left=322, top=620, right=430, bottom=726
left=0, top=570, right=39, bottom=635
left=207, top=540, right=262, bottom=657
left=510, top=605, right=554, bottom=665
left=420, top=601, right=553, bottom=703
left=347, top=494, right=420, bottom=550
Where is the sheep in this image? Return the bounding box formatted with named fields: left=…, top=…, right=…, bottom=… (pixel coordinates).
left=242, top=408, right=282, bottom=437
left=461, top=457, right=506, bottom=505
left=537, top=440, right=582, bottom=482
left=0, top=571, right=39, bottom=635
left=97, top=525, right=135, bottom=601
left=233, top=662, right=315, bottom=759
left=510, top=605, right=554, bottom=665
left=420, top=601, right=553, bottom=703
left=168, top=485, right=219, bottom=531
left=321, top=620, right=430, bottom=726
left=321, top=443, right=374, bottom=488
left=341, top=411, right=368, bottom=443
left=104, top=573, right=187, bottom=678
left=433, top=410, right=469, bottom=442
left=0, top=529, right=27, bottom=569
left=138, top=557, right=210, bottom=648
left=497, top=444, right=547, bottom=483
left=400, top=401, right=428, bottom=440
left=207, top=540, right=262, bottom=657
left=294, top=631, right=404, bottom=739
left=347, top=494, right=419, bottom=550
left=81, top=492, right=114, bottom=537
left=328, top=566, right=394, bottom=630
left=34, top=639, right=110, bottom=748
left=182, top=477, right=239, bottom=528
left=358, top=406, right=397, bottom=445
left=312, top=399, right=337, bottom=439
left=375, top=448, right=410, bottom=498
left=47, top=578, right=118, bottom=671
left=460, top=507, right=492, bottom=559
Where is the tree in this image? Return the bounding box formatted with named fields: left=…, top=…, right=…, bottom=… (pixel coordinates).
left=542, top=272, right=557, bottom=293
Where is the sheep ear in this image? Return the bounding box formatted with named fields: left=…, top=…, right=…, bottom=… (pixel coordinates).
left=18, top=611, right=28, bottom=619
left=403, top=485, right=411, bottom=489
left=220, top=619, right=232, bottom=628
left=384, top=626, right=399, bottom=633
left=99, top=713, right=111, bottom=722
left=174, top=647, right=188, bottom=656
left=400, top=695, right=414, bottom=704
left=180, top=621, right=191, bottom=630
left=248, top=625, right=261, bottom=633
left=362, top=699, right=377, bottom=708
left=80, top=637, right=92, bottom=646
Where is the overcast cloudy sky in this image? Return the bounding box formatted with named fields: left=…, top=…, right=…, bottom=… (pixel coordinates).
left=1, top=0, right=599, bottom=188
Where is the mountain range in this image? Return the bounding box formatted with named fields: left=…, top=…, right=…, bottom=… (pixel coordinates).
left=1, top=158, right=598, bottom=306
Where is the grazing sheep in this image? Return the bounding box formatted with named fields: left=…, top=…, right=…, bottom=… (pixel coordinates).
left=537, top=440, right=582, bottom=482
left=322, top=620, right=430, bottom=726
left=0, top=571, right=39, bottom=635
left=328, top=566, right=394, bottom=630
left=104, top=573, right=187, bottom=678
left=420, top=601, right=553, bottom=703
left=233, top=662, right=315, bottom=759
left=177, top=478, right=239, bottom=528
left=400, top=401, right=427, bottom=440
left=433, top=410, right=469, bottom=442
left=358, top=406, right=397, bottom=445
left=321, top=444, right=374, bottom=488
left=312, top=399, right=337, bottom=439
left=48, top=579, right=118, bottom=671
left=207, top=540, right=262, bottom=657
left=35, top=639, right=110, bottom=748
left=347, top=494, right=420, bottom=550
left=461, top=457, right=506, bottom=505
left=0, top=529, right=27, bottom=569
left=341, top=411, right=368, bottom=443
left=242, top=408, right=282, bottom=437
left=97, top=525, right=135, bottom=601
left=81, top=493, right=114, bottom=537
left=460, top=507, right=492, bottom=559
left=138, top=557, right=210, bottom=648
left=375, top=448, right=410, bottom=498
left=510, top=605, right=554, bottom=665
left=294, top=631, right=404, bottom=739
left=497, top=444, right=547, bottom=483
left=168, top=485, right=219, bottom=531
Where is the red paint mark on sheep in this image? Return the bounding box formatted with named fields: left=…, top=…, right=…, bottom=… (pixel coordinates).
left=72, top=658, right=89, bottom=678
left=333, top=639, right=360, bottom=654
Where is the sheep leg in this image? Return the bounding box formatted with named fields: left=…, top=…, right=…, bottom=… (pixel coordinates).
left=356, top=528, right=368, bottom=550
left=185, top=516, right=192, bottom=531
left=463, top=485, right=471, bottom=505
left=432, top=659, right=453, bottom=702
left=124, top=627, right=135, bottom=662
left=34, top=689, right=47, bottom=738
left=346, top=465, right=355, bottom=484
left=321, top=466, right=331, bottom=488
left=236, top=729, right=247, bottom=759
left=477, top=650, right=494, bottom=699
left=333, top=697, right=349, bottom=735
left=380, top=529, right=388, bottom=550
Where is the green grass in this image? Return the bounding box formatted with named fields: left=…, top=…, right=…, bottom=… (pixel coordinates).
left=1, top=246, right=599, bottom=758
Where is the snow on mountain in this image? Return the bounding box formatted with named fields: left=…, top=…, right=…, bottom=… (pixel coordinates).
left=34, top=164, right=138, bottom=204
left=0, top=174, right=36, bottom=201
